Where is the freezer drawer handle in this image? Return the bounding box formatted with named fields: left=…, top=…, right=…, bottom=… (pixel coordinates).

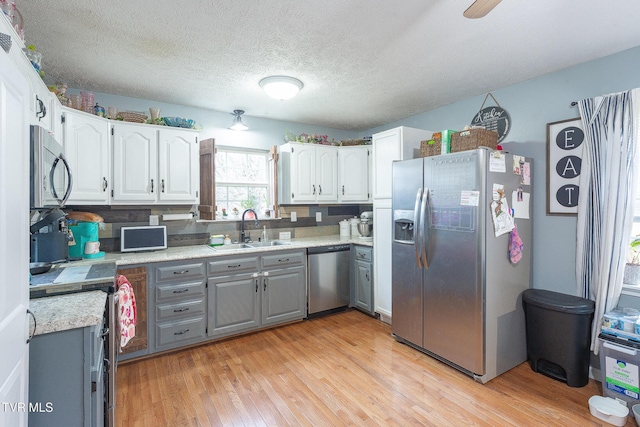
left=174, top=329, right=190, bottom=336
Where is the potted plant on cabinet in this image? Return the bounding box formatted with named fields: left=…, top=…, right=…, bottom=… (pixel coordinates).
left=624, top=236, right=640, bottom=285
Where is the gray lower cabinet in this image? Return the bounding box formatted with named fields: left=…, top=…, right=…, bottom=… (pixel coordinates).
left=208, top=250, right=306, bottom=339
left=29, top=324, right=104, bottom=427
left=352, top=245, right=375, bottom=315
left=149, top=260, right=208, bottom=352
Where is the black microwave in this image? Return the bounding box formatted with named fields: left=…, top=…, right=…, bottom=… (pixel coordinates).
left=120, top=226, right=167, bottom=252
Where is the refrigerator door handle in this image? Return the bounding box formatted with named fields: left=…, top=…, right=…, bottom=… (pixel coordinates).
left=414, top=188, right=423, bottom=268
left=420, top=187, right=429, bottom=269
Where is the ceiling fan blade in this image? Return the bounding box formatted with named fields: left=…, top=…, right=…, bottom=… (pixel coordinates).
left=463, top=0, right=503, bottom=19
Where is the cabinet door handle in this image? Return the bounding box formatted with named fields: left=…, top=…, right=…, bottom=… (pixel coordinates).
left=151, top=179, right=154, bottom=193
left=366, top=272, right=369, bottom=282
left=161, top=179, right=165, bottom=193
left=36, top=96, right=46, bottom=119
left=102, top=177, right=108, bottom=191
left=174, top=329, right=190, bottom=335
left=342, top=185, right=345, bottom=195
left=227, top=264, right=241, bottom=269
left=255, top=279, right=258, bottom=293
left=173, top=270, right=190, bottom=275
left=318, top=185, right=322, bottom=195
left=100, top=327, right=109, bottom=337
left=173, top=308, right=190, bottom=313
left=313, top=185, right=316, bottom=195
left=172, top=288, right=189, bottom=294
left=263, top=278, right=267, bottom=292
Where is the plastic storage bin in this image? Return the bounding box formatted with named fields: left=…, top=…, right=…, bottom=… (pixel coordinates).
left=522, top=289, right=595, bottom=387
left=599, top=335, right=640, bottom=407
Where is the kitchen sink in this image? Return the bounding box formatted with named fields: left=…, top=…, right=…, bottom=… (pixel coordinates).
left=205, top=241, right=291, bottom=251
left=245, top=240, right=291, bottom=248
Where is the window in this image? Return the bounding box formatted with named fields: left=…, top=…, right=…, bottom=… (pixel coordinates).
left=215, top=147, right=270, bottom=217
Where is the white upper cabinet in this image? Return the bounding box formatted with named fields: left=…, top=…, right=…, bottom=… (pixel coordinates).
left=338, top=146, right=369, bottom=202
left=112, top=122, right=158, bottom=203
left=112, top=122, right=199, bottom=205
left=62, top=108, right=111, bottom=204
left=278, top=142, right=338, bottom=204
left=371, top=126, right=432, bottom=200
left=158, top=129, right=199, bottom=202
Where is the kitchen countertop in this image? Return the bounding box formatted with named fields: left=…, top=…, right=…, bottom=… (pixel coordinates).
left=64, top=235, right=373, bottom=267
left=30, top=261, right=116, bottom=298
left=29, top=290, right=107, bottom=336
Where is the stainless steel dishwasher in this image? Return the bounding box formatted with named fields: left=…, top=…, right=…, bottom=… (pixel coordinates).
left=307, top=244, right=351, bottom=315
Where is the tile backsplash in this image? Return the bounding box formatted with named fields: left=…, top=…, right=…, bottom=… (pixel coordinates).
left=65, top=204, right=371, bottom=252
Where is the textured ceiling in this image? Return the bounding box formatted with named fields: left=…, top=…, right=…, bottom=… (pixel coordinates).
left=17, top=0, right=640, bottom=131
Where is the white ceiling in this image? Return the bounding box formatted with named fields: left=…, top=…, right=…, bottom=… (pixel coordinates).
left=17, top=0, right=640, bottom=131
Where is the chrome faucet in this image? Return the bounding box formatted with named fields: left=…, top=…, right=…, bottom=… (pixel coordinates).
left=241, top=209, right=259, bottom=243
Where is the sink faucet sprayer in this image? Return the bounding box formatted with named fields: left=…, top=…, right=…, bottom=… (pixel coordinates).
left=241, top=209, right=259, bottom=243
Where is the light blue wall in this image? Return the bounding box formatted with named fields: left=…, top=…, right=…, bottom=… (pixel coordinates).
left=67, top=91, right=360, bottom=151
left=363, top=46, right=640, bottom=295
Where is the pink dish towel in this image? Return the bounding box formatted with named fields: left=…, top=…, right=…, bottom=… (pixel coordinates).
left=116, top=275, right=137, bottom=352
left=509, top=225, right=524, bottom=264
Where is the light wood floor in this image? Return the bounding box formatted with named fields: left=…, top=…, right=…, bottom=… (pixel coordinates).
left=116, top=310, right=629, bottom=426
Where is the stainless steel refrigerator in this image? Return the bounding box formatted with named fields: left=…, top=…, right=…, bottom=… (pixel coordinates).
left=391, top=148, right=532, bottom=383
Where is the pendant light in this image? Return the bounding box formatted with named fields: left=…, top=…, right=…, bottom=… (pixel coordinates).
left=259, top=76, right=304, bottom=100
left=230, top=109, right=248, bottom=131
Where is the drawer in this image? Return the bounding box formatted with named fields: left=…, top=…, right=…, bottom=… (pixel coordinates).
left=155, top=262, right=206, bottom=283
left=354, top=246, right=372, bottom=262
left=156, top=280, right=206, bottom=302
left=156, top=297, right=206, bottom=322
left=156, top=316, right=206, bottom=347
left=261, top=250, right=305, bottom=269
left=208, top=256, right=259, bottom=276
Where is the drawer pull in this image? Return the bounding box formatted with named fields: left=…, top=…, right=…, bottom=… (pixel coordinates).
left=173, top=308, right=190, bottom=313
left=174, top=329, right=190, bottom=335
left=172, top=289, right=189, bottom=294
left=277, top=258, right=290, bottom=263
left=227, top=264, right=242, bottom=268
left=173, top=270, right=190, bottom=275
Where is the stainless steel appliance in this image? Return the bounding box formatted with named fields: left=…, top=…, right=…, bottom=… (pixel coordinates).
left=307, top=244, right=351, bottom=315
left=391, top=148, right=533, bottom=383
left=30, top=125, right=72, bottom=209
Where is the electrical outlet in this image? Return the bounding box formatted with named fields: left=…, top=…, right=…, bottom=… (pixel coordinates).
left=316, top=212, right=322, bottom=222
left=279, top=231, right=291, bottom=240
left=149, top=215, right=159, bottom=225
left=291, top=212, right=297, bottom=222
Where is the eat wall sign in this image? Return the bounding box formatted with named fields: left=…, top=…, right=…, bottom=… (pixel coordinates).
left=546, top=117, right=584, bottom=215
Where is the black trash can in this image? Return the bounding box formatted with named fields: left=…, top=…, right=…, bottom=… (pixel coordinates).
left=522, top=289, right=595, bottom=387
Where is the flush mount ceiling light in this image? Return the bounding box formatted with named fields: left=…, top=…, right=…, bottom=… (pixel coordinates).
left=259, top=76, right=304, bottom=100
left=230, top=109, right=248, bottom=131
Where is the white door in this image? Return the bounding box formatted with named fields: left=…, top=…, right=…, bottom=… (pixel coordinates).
left=315, top=145, right=338, bottom=202
left=339, top=146, right=369, bottom=202
left=373, top=203, right=392, bottom=321
left=0, top=51, right=30, bottom=427
left=112, top=123, right=157, bottom=203
left=63, top=109, right=111, bottom=204
left=372, top=129, right=400, bottom=200
left=158, top=129, right=199, bottom=203
left=290, top=143, right=315, bottom=202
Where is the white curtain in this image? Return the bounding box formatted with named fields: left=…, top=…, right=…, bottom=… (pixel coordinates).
left=576, top=88, right=640, bottom=354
